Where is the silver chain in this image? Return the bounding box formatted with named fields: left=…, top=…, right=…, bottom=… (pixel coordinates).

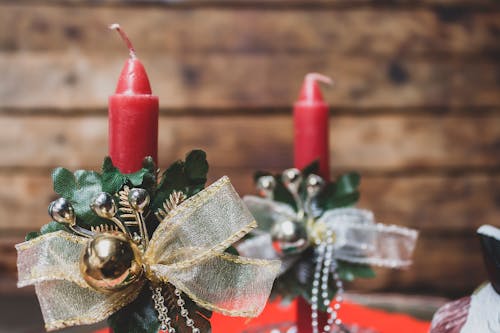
left=150, top=285, right=200, bottom=333
left=311, top=228, right=344, bottom=333
left=151, top=285, right=175, bottom=333
left=174, top=288, right=200, bottom=333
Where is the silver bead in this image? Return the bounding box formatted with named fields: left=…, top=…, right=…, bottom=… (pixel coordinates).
left=281, top=168, right=302, bottom=193
left=306, top=174, right=325, bottom=198
left=128, top=188, right=150, bottom=212
left=270, top=219, right=308, bottom=256
left=256, top=175, right=276, bottom=199
left=49, top=198, right=76, bottom=225
left=90, top=192, right=117, bottom=218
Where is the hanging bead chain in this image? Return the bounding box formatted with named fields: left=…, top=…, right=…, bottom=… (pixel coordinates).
left=174, top=288, right=200, bottom=333
left=150, top=285, right=201, bottom=333
left=151, top=285, right=175, bottom=333
left=311, top=228, right=344, bottom=333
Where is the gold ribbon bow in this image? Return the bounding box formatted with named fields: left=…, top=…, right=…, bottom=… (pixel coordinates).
left=17, top=177, right=281, bottom=331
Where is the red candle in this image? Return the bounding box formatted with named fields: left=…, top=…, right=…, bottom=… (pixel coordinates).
left=109, top=24, right=159, bottom=173
left=293, top=73, right=332, bottom=180
left=293, top=73, right=332, bottom=333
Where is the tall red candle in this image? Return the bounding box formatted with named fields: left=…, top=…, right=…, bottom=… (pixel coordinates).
left=109, top=24, right=159, bottom=174
left=293, top=73, right=332, bottom=333
left=293, top=73, right=332, bottom=180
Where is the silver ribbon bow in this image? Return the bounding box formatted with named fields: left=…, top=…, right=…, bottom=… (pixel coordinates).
left=238, top=195, right=418, bottom=270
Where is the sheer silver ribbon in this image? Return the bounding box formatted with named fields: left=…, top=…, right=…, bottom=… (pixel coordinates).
left=17, top=177, right=281, bottom=331
left=238, top=196, right=418, bottom=269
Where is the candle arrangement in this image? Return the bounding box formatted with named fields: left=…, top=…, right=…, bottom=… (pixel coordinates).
left=16, top=26, right=280, bottom=333
left=236, top=74, right=419, bottom=333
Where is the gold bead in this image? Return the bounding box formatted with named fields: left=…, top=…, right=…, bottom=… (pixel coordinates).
left=80, top=231, right=143, bottom=292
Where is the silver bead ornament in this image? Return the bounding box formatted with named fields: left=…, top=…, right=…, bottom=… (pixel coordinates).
left=49, top=197, right=76, bottom=225
left=256, top=175, right=276, bottom=199
left=128, top=188, right=150, bottom=212
left=271, top=219, right=309, bottom=256
left=281, top=168, right=302, bottom=193
left=306, top=174, right=325, bottom=199
left=90, top=192, right=117, bottom=219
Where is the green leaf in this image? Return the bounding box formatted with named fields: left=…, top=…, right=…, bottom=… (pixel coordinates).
left=153, top=150, right=209, bottom=212
left=224, top=246, right=239, bottom=256
left=40, top=221, right=67, bottom=235
left=316, top=172, right=361, bottom=211
left=52, top=167, right=76, bottom=199
left=25, top=231, right=40, bottom=241
left=301, top=160, right=320, bottom=176
left=185, top=150, right=209, bottom=182
left=71, top=170, right=107, bottom=227
left=337, top=261, right=375, bottom=281
left=108, top=286, right=160, bottom=333
left=101, top=157, right=128, bottom=194
left=335, top=172, right=360, bottom=197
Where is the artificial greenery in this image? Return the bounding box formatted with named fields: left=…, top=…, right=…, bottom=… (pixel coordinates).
left=255, top=161, right=375, bottom=310
left=26, top=150, right=213, bottom=333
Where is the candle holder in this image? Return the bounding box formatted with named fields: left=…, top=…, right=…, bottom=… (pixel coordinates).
left=17, top=150, right=280, bottom=333
left=237, top=161, right=418, bottom=333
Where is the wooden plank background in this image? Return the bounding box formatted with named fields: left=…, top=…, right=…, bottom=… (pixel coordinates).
left=0, top=0, right=499, bottom=299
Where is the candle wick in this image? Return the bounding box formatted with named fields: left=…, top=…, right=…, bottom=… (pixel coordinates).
left=305, top=72, right=334, bottom=86
left=109, top=23, right=137, bottom=59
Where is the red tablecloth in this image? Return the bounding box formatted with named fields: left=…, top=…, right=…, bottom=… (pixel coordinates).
left=95, top=300, right=430, bottom=333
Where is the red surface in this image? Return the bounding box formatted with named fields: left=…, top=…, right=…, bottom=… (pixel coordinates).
left=109, top=56, right=159, bottom=174
left=293, top=74, right=330, bottom=181
left=94, top=300, right=430, bottom=333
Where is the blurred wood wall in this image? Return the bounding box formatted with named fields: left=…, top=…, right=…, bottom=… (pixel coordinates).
left=0, top=0, right=499, bottom=298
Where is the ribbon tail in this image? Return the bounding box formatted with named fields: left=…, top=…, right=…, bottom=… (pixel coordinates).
left=34, top=280, right=142, bottom=331
left=332, top=222, right=418, bottom=268
left=150, top=254, right=280, bottom=318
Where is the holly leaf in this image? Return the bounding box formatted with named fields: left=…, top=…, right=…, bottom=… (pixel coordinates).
left=52, top=167, right=76, bottom=199
left=101, top=157, right=128, bottom=194
left=153, top=150, right=209, bottom=212
left=127, top=157, right=157, bottom=188
left=40, top=221, right=67, bottom=235
left=185, top=150, right=209, bottom=183
left=317, top=172, right=361, bottom=211
left=301, top=160, right=320, bottom=176
left=337, top=261, right=375, bottom=281
left=25, top=231, right=40, bottom=241
left=71, top=170, right=107, bottom=227
left=108, top=286, right=160, bottom=333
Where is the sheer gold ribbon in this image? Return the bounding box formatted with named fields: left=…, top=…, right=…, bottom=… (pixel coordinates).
left=17, top=177, right=281, bottom=331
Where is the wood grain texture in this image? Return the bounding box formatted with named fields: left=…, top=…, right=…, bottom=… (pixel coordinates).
left=0, top=114, right=498, bottom=170
left=2, top=5, right=499, bottom=56
left=1, top=54, right=499, bottom=109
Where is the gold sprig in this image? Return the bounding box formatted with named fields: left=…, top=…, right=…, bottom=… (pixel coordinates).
left=155, top=191, right=187, bottom=223
left=90, top=224, right=120, bottom=233
left=118, top=186, right=139, bottom=227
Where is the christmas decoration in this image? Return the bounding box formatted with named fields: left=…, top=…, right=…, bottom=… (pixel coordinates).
left=430, top=224, right=500, bottom=333
left=237, top=162, right=418, bottom=332
left=17, top=150, right=280, bottom=332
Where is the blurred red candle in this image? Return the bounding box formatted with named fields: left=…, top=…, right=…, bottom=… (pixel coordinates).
left=109, top=24, right=159, bottom=173
left=293, top=73, right=332, bottom=332
left=293, top=73, right=332, bottom=180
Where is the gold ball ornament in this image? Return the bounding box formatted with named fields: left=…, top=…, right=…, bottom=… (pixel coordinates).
left=80, top=231, right=143, bottom=292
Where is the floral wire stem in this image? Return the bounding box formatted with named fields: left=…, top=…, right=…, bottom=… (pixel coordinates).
left=311, top=227, right=345, bottom=333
